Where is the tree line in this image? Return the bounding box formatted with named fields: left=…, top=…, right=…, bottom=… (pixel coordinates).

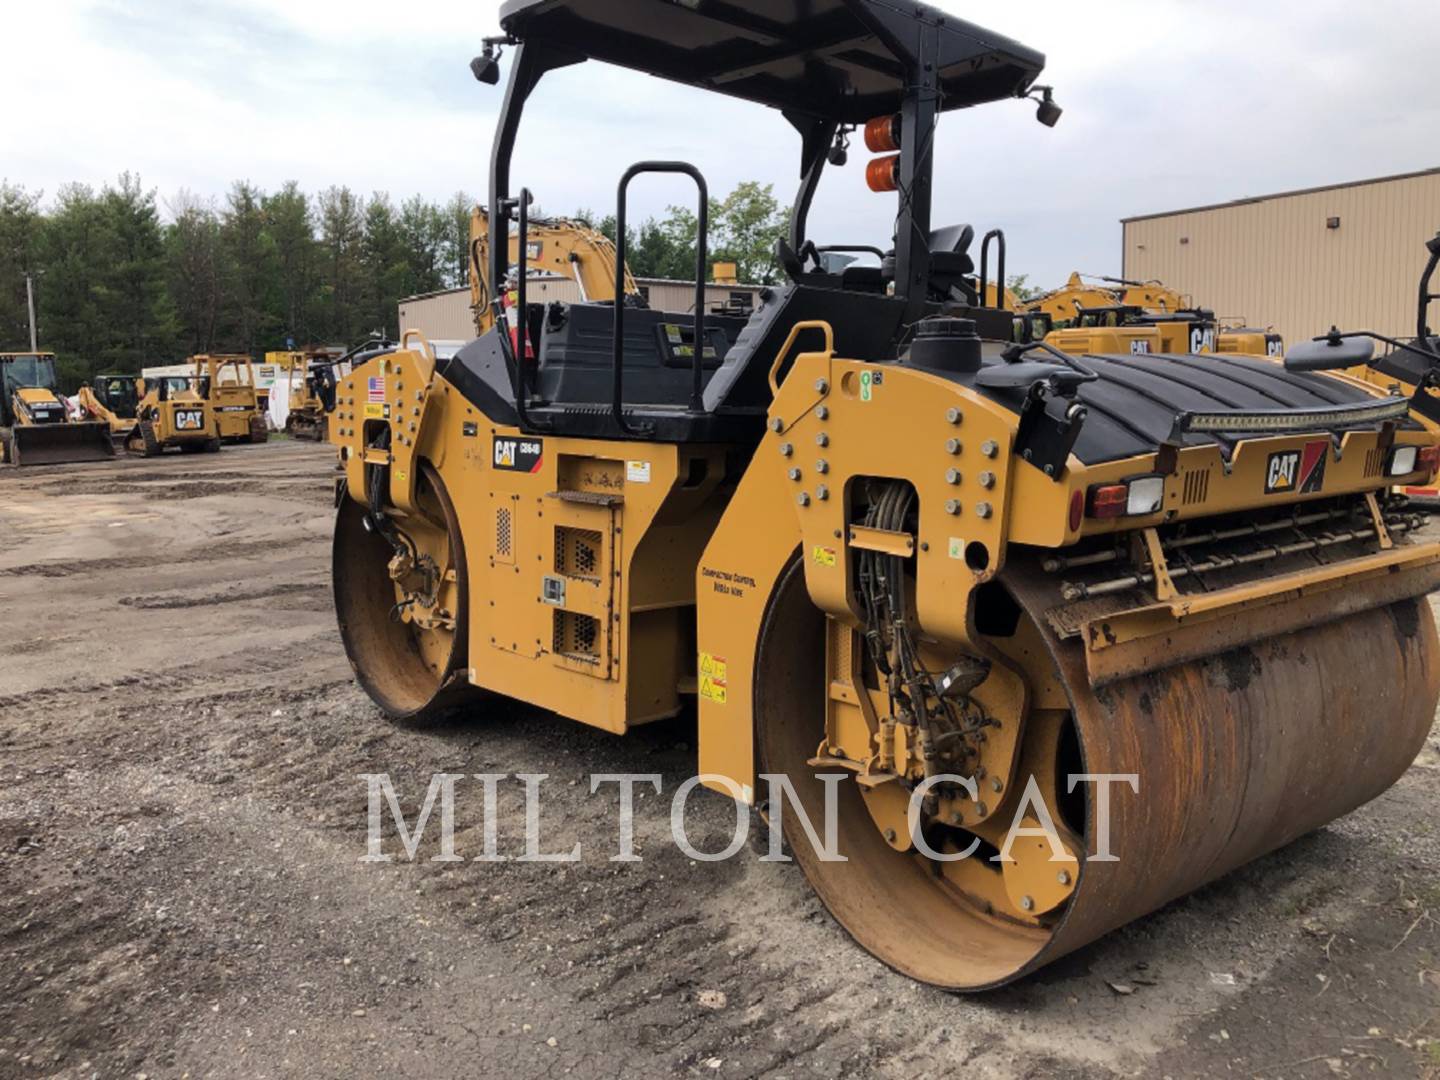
left=0, top=174, right=795, bottom=391
left=0, top=175, right=475, bottom=389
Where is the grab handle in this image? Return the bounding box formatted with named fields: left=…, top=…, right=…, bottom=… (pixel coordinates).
left=768, top=320, right=836, bottom=396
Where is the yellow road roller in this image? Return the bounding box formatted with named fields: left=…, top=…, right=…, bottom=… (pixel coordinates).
left=329, top=0, right=1440, bottom=990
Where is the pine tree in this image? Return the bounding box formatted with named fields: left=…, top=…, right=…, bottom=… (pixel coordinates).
left=265, top=182, right=318, bottom=347
left=0, top=183, right=44, bottom=350
left=221, top=181, right=273, bottom=352
left=166, top=191, right=226, bottom=355
left=317, top=186, right=366, bottom=343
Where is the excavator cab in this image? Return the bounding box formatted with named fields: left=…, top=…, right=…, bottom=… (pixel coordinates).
left=330, top=0, right=1440, bottom=991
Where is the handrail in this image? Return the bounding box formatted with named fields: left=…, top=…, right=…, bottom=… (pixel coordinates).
left=1419, top=233, right=1440, bottom=346
left=768, top=320, right=836, bottom=397
left=494, top=189, right=535, bottom=431
left=400, top=330, right=436, bottom=363
left=979, top=229, right=1006, bottom=311
left=614, top=162, right=709, bottom=434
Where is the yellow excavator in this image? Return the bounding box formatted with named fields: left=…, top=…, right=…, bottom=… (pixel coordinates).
left=1, top=352, right=115, bottom=466
left=329, top=0, right=1440, bottom=991
left=1023, top=272, right=1129, bottom=325
left=1027, top=274, right=1282, bottom=357
left=469, top=208, right=641, bottom=337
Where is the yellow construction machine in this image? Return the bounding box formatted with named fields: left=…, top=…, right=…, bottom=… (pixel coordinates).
left=1060, top=304, right=1220, bottom=354
left=329, top=0, right=1440, bottom=990
left=1023, top=272, right=1129, bottom=325
left=80, top=372, right=221, bottom=456
left=469, top=208, right=641, bottom=338
left=77, top=374, right=142, bottom=446
left=1, top=352, right=115, bottom=466
left=269, top=347, right=342, bottom=442
left=193, top=354, right=268, bottom=444
left=1027, top=276, right=1282, bottom=358
left=124, top=374, right=221, bottom=455
left=270, top=340, right=397, bottom=441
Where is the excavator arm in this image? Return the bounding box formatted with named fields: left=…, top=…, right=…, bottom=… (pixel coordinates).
left=1021, top=272, right=1125, bottom=324
left=467, top=208, right=641, bottom=336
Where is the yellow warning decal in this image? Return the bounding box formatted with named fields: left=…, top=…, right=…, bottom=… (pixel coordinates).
left=699, top=652, right=729, bottom=705
left=813, top=546, right=838, bottom=568
left=364, top=403, right=385, bottom=419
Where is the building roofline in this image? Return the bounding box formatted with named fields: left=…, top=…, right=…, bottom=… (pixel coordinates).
left=1121, top=165, right=1440, bottom=225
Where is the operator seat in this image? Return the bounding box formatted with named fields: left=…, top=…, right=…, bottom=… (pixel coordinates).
left=926, top=223, right=977, bottom=303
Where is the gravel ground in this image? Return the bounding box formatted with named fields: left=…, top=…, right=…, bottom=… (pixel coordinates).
left=2, top=441, right=1439, bottom=1079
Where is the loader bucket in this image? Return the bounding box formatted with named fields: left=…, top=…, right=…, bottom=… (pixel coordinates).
left=756, top=557, right=1440, bottom=991
left=8, top=421, right=117, bottom=466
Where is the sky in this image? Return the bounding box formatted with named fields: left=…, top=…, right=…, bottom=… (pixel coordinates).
left=5, top=0, right=1439, bottom=288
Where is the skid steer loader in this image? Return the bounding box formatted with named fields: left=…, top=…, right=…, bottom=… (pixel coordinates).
left=330, top=0, right=1440, bottom=990
left=127, top=375, right=221, bottom=456
left=1, top=352, right=115, bottom=466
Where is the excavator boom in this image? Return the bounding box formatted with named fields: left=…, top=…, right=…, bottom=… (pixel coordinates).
left=467, top=208, right=641, bottom=336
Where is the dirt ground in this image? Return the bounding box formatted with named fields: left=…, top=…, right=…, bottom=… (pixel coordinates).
left=3, top=441, right=1440, bottom=1079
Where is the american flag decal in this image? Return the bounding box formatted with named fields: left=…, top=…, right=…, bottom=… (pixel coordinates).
left=368, top=376, right=385, bottom=403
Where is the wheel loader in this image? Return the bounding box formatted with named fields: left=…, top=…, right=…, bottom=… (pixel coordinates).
left=329, top=0, right=1440, bottom=990
left=1, top=352, right=115, bottom=466
left=193, top=354, right=268, bottom=444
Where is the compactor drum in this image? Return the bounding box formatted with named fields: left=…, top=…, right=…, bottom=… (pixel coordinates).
left=330, top=0, right=1440, bottom=989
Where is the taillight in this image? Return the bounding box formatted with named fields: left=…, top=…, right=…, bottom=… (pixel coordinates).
left=1417, top=445, right=1440, bottom=478
left=1086, top=476, right=1166, bottom=520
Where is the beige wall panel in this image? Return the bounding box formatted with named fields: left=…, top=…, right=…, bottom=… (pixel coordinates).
left=1124, top=170, right=1440, bottom=345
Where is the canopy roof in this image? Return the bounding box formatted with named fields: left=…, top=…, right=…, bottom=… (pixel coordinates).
left=498, top=0, right=1045, bottom=124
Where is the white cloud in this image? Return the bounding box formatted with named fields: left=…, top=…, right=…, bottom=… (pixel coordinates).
left=5, top=0, right=1438, bottom=287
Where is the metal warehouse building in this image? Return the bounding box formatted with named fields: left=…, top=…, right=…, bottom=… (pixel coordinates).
left=398, top=278, right=766, bottom=343
left=1124, top=167, right=1440, bottom=347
